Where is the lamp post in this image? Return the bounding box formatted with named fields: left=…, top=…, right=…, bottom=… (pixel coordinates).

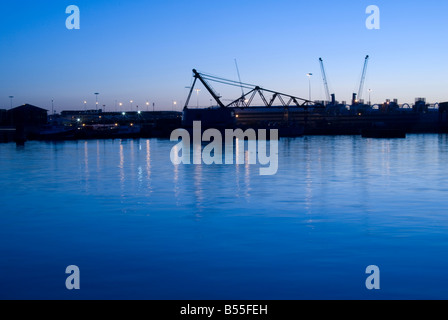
left=195, top=89, right=201, bottom=108
left=146, top=100, right=149, bottom=111
left=94, top=93, right=99, bottom=111
left=8, top=96, right=14, bottom=109
left=83, top=100, right=87, bottom=111
left=368, top=89, right=372, bottom=106
left=306, top=73, right=312, bottom=105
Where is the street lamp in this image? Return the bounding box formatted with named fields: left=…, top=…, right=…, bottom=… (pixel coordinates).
left=173, top=100, right=177, bottom=111
left=306, top=73, right=312, bottom=104
left=368, top=89, right=373, bottom=106
left=8, top=96, right=14, bottom=109
left=83, top=100, right=87, bottom=110
left=195, top=89, right=201, bottom=108
left=146, top=100, right=149, bottom=111
left=94, top=93, right=99, bottom=111
left=130, top=100, right=133, bottom=110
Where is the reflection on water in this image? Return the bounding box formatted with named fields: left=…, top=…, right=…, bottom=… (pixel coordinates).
left=1, top=135, right=448, bottom=299
left=193, top=162, right=203, bottom=214
left=84, top=140, right=89, bottom=179
left=119, top=142, right=125, bottom=194
left=145, top=139, right=152, bottom=193
left=304, top=138, right=313, bottom=216
left=245, top=150, right=251, bottom=198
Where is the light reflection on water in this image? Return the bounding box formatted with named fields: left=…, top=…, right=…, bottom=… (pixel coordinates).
left=1, top=135, right=448, bottom=299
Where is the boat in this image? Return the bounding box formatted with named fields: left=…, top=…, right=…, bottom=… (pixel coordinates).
left=38, top=125, right=76, bottom=140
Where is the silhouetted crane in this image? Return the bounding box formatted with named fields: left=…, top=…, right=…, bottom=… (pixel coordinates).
left=357, top=55, right=370, bottom=101
left=319, top=58, right=331, bottom=102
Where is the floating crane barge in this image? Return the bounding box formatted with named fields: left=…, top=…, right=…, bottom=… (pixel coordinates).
left=182, top=69, right=448, bottom=137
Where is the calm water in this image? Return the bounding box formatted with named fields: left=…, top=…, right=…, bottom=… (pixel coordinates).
left=1, top=135, right=448, bottom=299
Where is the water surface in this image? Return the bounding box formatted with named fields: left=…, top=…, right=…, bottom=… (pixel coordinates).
left=1, top=135, right=448, bottom=299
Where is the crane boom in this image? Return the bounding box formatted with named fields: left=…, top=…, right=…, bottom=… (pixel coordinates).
left=234, top=59, right=244, bottom=97
left=319, top=58, right=330, bottom=102
left=185, top=69, right=226, bottom=108
left=357, top=55, right=369, bottom=100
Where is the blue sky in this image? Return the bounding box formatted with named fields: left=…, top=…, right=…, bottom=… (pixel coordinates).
left=1, top=0, right=447, bottom=111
